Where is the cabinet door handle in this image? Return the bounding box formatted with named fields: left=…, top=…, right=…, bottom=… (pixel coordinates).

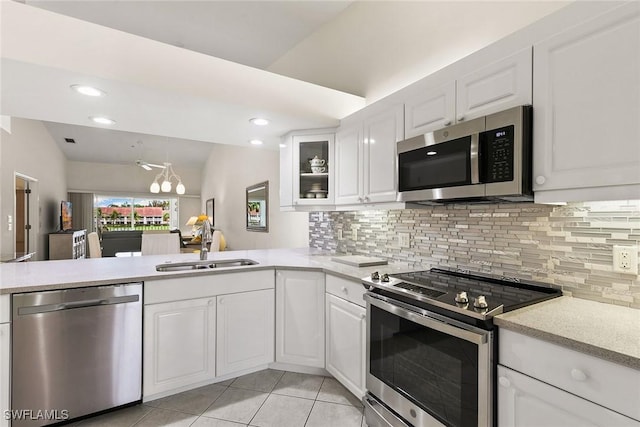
left=208, top=299, right=214, bottom=306
left=358, top=197, right=363, bottom=202
left=360, top=313, right=366, bottom=320
left=218, top=298, right=224, bottom=305
left=457, top=116, right=465, bottom=122
left=571, top=368, right=588, bottom=381
left=341, top=286, right=348, bottom=294
left=535, top=176, right=546, bottom=185
left=443, top=120, right=452, bottom=126
left=498, top=376, right=511, bottom=388
left=364, top=196, right=370, bottom=202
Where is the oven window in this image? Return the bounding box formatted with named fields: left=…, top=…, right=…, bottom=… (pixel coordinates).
left=369, top=305, right=478, bottom=427
left=398, top=136, right=471, bottom=191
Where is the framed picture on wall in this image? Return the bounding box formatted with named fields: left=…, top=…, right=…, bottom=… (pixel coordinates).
left=246, top=181, right=268, bottom=232
left=206, top=198, right=214, bottom=227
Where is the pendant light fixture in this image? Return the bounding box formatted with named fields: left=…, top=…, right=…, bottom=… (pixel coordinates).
left=150, top=162, right=185, bottom=194
left=149, top=137, right=185, bottom=195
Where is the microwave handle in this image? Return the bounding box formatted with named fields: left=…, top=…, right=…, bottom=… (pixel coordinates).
left=470, top=133, right=480, bottom=184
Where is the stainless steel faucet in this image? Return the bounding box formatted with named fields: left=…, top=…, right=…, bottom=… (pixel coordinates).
left=200, top=219, right=212, bottom=260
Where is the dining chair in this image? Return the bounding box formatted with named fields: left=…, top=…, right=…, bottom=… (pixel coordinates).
left=87, top=231, right=102, bottom=258
left=141, top=233, right=180, bottom=255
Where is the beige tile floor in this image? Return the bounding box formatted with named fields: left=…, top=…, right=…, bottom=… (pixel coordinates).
left=70, top=370, right=368, bottom=427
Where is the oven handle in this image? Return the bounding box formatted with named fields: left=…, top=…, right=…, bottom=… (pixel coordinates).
left=365, top=292, right=488, bottom=345
left=470, top=132, right=480, bottom=184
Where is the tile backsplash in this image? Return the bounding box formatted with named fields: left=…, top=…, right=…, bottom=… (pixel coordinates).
left=309, top=201, right=640, bottom=308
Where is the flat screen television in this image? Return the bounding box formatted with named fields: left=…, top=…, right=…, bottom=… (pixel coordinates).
left=60, top=200, right=72, bottom=231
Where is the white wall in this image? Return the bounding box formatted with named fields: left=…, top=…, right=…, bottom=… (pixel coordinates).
left=0, top=118, right=68, bottom=260
left=201, top=144, right=308, bottom=250
left=67, top=160, right=202, bottom=235
left=67, top=160, right=202, bottom=195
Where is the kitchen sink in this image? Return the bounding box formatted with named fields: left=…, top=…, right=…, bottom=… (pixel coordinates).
left=156, top=259, right=259, bottom=272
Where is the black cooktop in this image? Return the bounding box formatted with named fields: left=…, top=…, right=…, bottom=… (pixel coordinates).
left=362, top=268, right=562, bottom=321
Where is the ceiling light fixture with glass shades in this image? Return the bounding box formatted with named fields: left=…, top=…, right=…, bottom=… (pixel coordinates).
left=149, top=162, right=185, bottom=194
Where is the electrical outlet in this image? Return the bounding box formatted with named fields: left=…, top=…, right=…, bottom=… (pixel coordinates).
left=398, top=232, right=410, bottom=248
left=613, top=245, right=638, bottom=275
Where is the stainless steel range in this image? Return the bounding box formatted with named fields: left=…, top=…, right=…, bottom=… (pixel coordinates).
left=362, top=268, right=561, bottom=427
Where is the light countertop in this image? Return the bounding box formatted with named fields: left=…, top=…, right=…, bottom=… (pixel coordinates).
left=2, top=248, right=638, bottom=370
left=0, top=247, right=412, bottom=295
left=495, top=296, right=640, bottom=370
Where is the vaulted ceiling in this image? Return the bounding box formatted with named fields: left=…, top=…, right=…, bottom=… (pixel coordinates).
left=1, top=0, right=569, bottom=168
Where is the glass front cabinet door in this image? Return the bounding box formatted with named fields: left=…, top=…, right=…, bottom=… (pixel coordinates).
left=292, top=133, right=335, bottom=206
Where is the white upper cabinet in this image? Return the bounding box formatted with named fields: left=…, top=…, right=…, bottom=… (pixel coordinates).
left=335, top=123, right=363, bottom=205
left=457, top=48, right=532, bottom=122
left=279, top=130, right=336, bottom=211
left=533, top=2, right=640, bottom=203
left=279, top=137, right=294, bottom=210
left=404, top=81, right=456, bottom=138
left=404, top=48, right=532, bottom=138
left=364, top=106, right=404, bottom=203
left=293, top=133, right=335, bottom=207
left=335, top=104, right=403, bottom=206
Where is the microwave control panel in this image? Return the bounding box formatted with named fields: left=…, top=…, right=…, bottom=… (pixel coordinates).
left=481, top=125, right=514, bottom=183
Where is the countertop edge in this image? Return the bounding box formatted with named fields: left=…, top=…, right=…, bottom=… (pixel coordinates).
left=0, top=263, right=364, bottom=295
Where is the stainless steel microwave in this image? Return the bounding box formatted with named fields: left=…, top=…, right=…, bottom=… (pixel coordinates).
left=397, top=105, right=532, bottom=204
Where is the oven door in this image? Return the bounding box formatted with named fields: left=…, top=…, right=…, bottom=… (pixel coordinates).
left=364, top=292, right=493, bottom=427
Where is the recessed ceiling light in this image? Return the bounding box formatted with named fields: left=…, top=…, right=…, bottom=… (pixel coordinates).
left=71, top=85, right=105, bottom=97
left=90, top=116, right=115, bottom=125
left=250, top=118, right=269, bottom=126
left=250, top=139, right=263, bottom=145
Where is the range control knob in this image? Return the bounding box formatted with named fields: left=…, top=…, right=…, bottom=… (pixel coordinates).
left=381, top=273, right=390, bottom=283
left=455, top=291, right=469, bottom=304
left=474, top=295, right=488, bottom=309
left=371, top=271, right=380, bottom=281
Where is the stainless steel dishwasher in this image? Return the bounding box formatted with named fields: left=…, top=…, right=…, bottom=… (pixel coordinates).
left=11, top=283, right=142, bottom=427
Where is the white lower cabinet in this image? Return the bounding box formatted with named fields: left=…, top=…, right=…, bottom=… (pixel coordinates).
left=216, top=289, right=274, bottom=376
left=498, top=328, right=640, bottom=426
left=498, top=365, right=639, bottom=427
left=144, top=297, right=217, bottom=397
left=143, top=270, right=275, bottom=399
left=0, top=323, right=9, bottom=427
left=325, top=293, right=366, bottom=399
left=275, top=270, right=325, bottom=367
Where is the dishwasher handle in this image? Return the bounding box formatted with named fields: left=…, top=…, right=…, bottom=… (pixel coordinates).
left=17, top=294, right=139, bottom=316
